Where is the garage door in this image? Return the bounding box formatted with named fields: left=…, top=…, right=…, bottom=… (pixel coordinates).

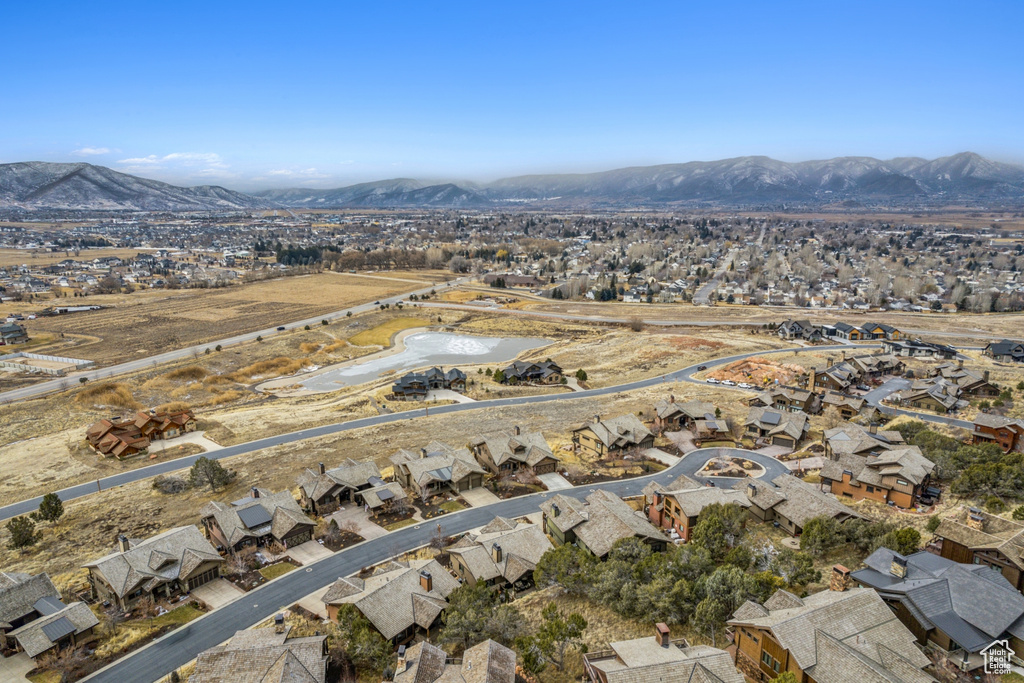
left=773, top=436, right=795, bottom=447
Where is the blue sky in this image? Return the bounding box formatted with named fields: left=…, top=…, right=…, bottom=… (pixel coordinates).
left=3, top=1, right=1022, bottom=189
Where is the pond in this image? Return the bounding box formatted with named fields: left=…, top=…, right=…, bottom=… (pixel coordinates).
left=298, top=331, right=550, bottom=391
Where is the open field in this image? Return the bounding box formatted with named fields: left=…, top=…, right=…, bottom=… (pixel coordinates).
left=0, top=247, right=147, bottom=268
left=10, top=271, right=432, bottom=366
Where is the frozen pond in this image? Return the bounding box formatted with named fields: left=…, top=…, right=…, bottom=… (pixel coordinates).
left=299, top=331, right=550, bottom=391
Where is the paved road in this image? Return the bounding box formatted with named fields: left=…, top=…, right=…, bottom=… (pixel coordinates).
left=0, top=278, right=470, bottom=404
left=81, top=447, right=775, bottom=683
left=692, top=248, right=738, bottom=305
left=862, top=378, right=973, bottom=430
left=0, top=343, right=856, bottom=522
left=1, top=344, right=976, bottom=522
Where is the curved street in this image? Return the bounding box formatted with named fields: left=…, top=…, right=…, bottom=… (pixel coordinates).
left=0, top=343, right=976, bottom=522
left=81, top=446, right=778, bottom=683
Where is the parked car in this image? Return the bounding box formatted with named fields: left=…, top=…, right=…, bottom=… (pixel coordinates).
left=721, top=380, right=736, bottom=386
left=738, top=382, right=754, bottom=389
left=857, top=384, right=870, bottom=391
left=706, top=378, right=720, bottom=384
left=276, top=326, right=286, bottom=331
left=697, top=365, right=707, bottom=371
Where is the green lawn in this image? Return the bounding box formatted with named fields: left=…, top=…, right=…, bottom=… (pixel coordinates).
left=440, top=500, right=467, bottom=513
left=384, top=518, right=418, bottom=531
left=28, top=672, right=62, bottom=683
left=260, top=562, right=298, bottom=581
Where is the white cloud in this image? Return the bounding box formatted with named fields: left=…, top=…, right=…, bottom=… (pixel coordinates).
left=118, top=155, right=161, bottom=165
left=115, top=151, right=231, bottom=181
left=266, top=167, right=330, bottom=179
left=72, top=147, right=112, bottom=156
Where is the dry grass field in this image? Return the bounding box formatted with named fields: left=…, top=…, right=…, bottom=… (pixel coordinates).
left=0, top=247, right=146, bottom=268
left=15, top=272, right=431, bottom=365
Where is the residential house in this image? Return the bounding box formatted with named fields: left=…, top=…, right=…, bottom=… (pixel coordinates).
left=693, top=414, right=733, bottom=443
left=820, top=446, right=935, bottom=508
left=738, top=474, right=865, bottom=537
left=392, top=367, right=467, bottom=400
left=651, top=397, right=717, bottom=432
left=930, top=362, right=1000, bottom=398
left=0, top=323, right=28, bottom=344
left=0, top=571, right=98, bottom=661
left=85, top=526, right=225, bottom=610
left=972, top=413, right=1024, bottom=453
left=832, top=322, right=864, bottom=340
left=296, top=459, right=382, bottom=515
left=898, top=378, right=963, bottom=413
left=860, top=323, right=905, bottom=340
left=743, top=408, right=808, bottom=449
left=747, top=386, right=816, bottom=414
left=776, top=320, right=821, bottom=341
left=85, top=417, right=150, bottom=459
left=933, top=507, right=1024, bottom=592
left=390, top=442, right=487, bottom=502
left=469, top=426, right=560, bottom=475
left=853, top=547, right=1024, bottom=672
left=984, top=339, right=1024, bottom=363
left=501, top=359, right=563, bottom=384
left=395, top=639, right=516, bottom=683
left=358, top=480, right=409, bottom=516
left=321, top=559, right=459, bottom=643
left=189, top=622, right=328, bottom=683
left=133, top=408, right=197, bottom=440
left=539, top=490, right=666, bottom=558
left=200, top=487, right=315, bottom=554
left=728, top=577, right=935, bottom=682
left=823, top=423, right=907, bottom=459
left=572, top=413, right=654, bottom=458
left=647, top=481, right=750, bottom=542
left=821, top=391, right=865, bottom=419
left=6, top=598, right=98, bottom=662
left=584, top=625, right=744, bottom=683
left=882, top=339, right=958, bottom=359
left=447, top=516, right=553, bottom=589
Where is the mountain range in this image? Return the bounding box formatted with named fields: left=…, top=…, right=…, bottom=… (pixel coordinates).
left=2, top=153, right=1022, bottom=211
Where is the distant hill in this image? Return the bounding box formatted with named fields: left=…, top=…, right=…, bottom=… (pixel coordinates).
left=0, top=162, right=268, bottom=211
left=2, top=153, right=1022, bottom=211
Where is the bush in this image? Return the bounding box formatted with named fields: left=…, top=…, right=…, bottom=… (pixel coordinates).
left=1013, top=505, right=1024, bottom=521
left=33, top=493, right=64, bottom=523
left=799, top=516, right=844, bottom=556
left=6, top=516, right=37, bottom=550
left=322, top=319, right=329, bottom=325
left=304, top=324, right=311, bottom=331
left=256, top=335, right=263, bottom=342
left=985, top=495, right=1006, bottom=512
left=926, top=515, right=941, bottom=532
left=215, top=344, right=222, bottom=351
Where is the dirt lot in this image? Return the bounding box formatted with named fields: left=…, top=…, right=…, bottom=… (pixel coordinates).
left=5, top=271, right=434, bottom=366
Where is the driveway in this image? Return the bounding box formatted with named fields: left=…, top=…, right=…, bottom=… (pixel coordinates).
left=644, top=448, right=680, bottom=466
left=286, top=540, right=333, bottom=566
left=0, top=652, right=34, bottom=683
left=425, top=389, right=477, bottom=404
left=459, top=487, right=501, bottom=507
left=537, top=472, right=573, bottom=491
left=753, top=444, right=792, bottom=458
left=664, top=430, right=699, bottom=454
left=326, top=506, right=389, bottom=541
left=190, top=578, right=244, bottom=610
left=295, top=585, right=331, bottom=620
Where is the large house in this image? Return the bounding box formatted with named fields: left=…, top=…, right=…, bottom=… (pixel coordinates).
left=820, top=391, right=865, bottom=419
left=897, top=378, right=963, bottom=413
left=584, top=625, right=743, bottom=683
left=647, top=481, right=750, bottom=542
left=200, top=487, right=315, bottom=554
left=85, top=418, right=150, bottom=459
left=972, top=413, right=1024, bottom=453
left=468, top=426, right=560, bottom=475
left=853, top=547, right=1024, bottom=672
left=738, top=474, right=865, bottom=537
left=395, top=639, right=516, bottom=683
left=822, top=423, right=906, bottom=460
left=391, top=367, right=467, bottom=400
left=984, top=339, right=1024, bottom=363
left=728, top=577, right=935, bottom=682
left=501, top=359, right=563, bottom=384
left=743, top=407, right=807, bottom=449
left=776, top=319, right=821, bottom=341
left=859, top=322, right=905, bottom=340
left=133, top=408, right=197, bottom=440
left=190, top=623, right=328, bottom=683
left=746, top=386, right=816, bottom=414
left=0, top=572, right=99, bottom=661
left=882, top=339, right=958, bottom=359
left=447, top=516, right=553, bottom=589
left=820, top=445, right=935, bottom=508
left=929, top=362, right=1000, bottom=398
left=321, top=559, right=459, bottom=643
left=85, top=526, right=225, bottom=610
left=572, top=413, right=654, bottom=458
left=0, top=322, right=29, bottom=344
left=651, top=397, right=717, bottom=432
left=933, top=507, right=1024, bottom=592
left=390, top=442, right=487, bottom=502
left=540, top=490, right=666, bottom=557
left=296, top=459, right=382, bottom=515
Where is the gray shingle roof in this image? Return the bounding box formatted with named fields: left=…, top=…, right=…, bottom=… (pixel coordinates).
left=574, top=414, right=652, bottom=450
left=0, top=571, right=60, bottom=625
left=447, top=518, right=553, bottom=585
left=738, top=475, right=866, bottom=528
left=189, top=625, right=327, bottom=683
left=9, top=601, right=98, bottom=658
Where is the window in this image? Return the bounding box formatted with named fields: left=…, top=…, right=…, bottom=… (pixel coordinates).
left=866, top=486, right=874, bottom=493
left=761, top=651, right=781, bottom=673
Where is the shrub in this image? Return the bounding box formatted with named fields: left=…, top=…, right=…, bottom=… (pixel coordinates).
left=322, top=319, right=329, bottom=325
left=1013, top=505, right=1024, bottom=521
left=985, top=495, right=1006, bottom=512
left=6, top=516, right=37, bottom=550
left=926, top=515, right=941, bottom=532
left=215, top=344, right=222, bottom=351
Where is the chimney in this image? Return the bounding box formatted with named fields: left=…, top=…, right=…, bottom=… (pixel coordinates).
left=984, top=370, right=990, bottom=382
left=274, top=613, right=285, bottom=634
left=808, top=368, right=816, bottom=390
left=655, top=622, right=671, bottom=648
left=669, top=394, right=675, bottom=404
left=397, top=644, right=408, bottom=673
left=319, top=462, right=326, bottom=475
left=251, top=486, right=260, bottom=499
left=830, top=565, right=851, bottom=592
left=552, top=503, right=560, bottom=517
left=420, top=448, right=428, bottom=459
left=514, top=425, right=520, bottom=436
left=869, top=422, right=878, bottom=435
left=841, top=350, right=847, bottom=361
left=593, top=414, right=601, bottom=424
left=890, top=555, right=908, bottom=579
left=419, top=570, right=432, bottom=592
left=117, top=534, right=130, bottom=553
left=967, top=510, right=985, bottom=531
left=958, top=358, right=964, bottom=369
left=746, top=482, right=757, bottom=498
left=492, top=543, right=503, bottom=563
left=827, top=357, right=834, bottom=368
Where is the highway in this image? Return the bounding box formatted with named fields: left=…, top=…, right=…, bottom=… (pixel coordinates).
left=81, top=446, right=780, bottom=683
left=0, top=277, right=470, bottom=404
